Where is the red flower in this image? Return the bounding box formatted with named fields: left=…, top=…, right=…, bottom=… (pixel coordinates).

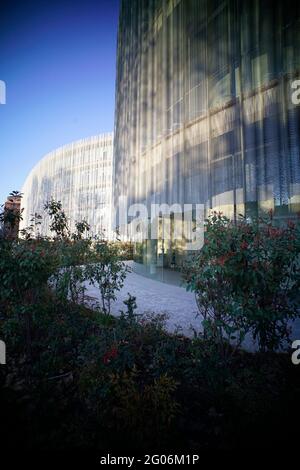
left=110, top=347, right=118, bottom=358
left=216, top=255, right=227, bottom=266
left=103, top=346, right=118, bottom=364
left=252, top=261, right=258, bottom=270
left=215, top=250, right=235, bottom=266
left=240, top=240, right=248, bottom=250
left=267, top=227, right=282, bottom=239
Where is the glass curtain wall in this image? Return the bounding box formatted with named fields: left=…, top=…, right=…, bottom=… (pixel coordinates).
left=113, top=0, right=300, bottom=281
left=21, top=134, right=114, bottom=239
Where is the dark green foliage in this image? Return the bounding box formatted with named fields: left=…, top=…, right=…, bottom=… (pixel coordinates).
left=183, top=212, right=300, bottom=353
left=1, top=299, right=300, bottom=451
left=84, top=241, right=129, bottom=314
left=44, top=198, right=70, bottom=239
left=1, top=200, right=300, bottom=451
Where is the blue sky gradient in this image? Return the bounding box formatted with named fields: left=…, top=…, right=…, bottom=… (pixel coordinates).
left=0, top=0, right=119, bottom=203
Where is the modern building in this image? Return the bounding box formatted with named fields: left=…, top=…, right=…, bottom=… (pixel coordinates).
left=21, top=134, right=114, bottom=238
left=113, top=0, right=300, bottom=280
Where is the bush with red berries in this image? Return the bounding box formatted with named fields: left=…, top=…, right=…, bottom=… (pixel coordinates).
left=183, top=211, right=300, bottom=353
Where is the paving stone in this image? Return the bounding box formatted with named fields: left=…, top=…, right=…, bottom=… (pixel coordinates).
left=85, top=269, right=300, bottom=351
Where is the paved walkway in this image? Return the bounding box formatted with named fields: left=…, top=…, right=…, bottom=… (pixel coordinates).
left=86, top=267, right=300, bottom=349
left=86, top=269, right=201, bottom=337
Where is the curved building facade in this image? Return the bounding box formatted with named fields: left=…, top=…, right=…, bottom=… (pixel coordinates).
left=114, top=0, right=300, bottom=279
left=21, top=133, right=114, bottom=238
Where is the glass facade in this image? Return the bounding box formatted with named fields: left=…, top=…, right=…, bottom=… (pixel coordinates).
left=113, top=0, right=300, bottom=280
left=21, top=134, right=114, bottom=238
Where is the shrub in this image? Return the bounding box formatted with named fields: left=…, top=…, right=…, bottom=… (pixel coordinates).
left=1, top=196, right=300, bottom=452
left=84, top=241, right=129, bottom=314
left=0, top=197, right=130, bottom=366
left=183, top=212, right=300, bottom=353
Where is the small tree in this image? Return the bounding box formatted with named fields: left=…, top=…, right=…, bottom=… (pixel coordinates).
left=44, top=199, right=70, bottom=239
left=20, top=212, right=43, bottom=240
left=85, top=241, right=129, bottom=314
left=72, top=220, right=90, bottom=241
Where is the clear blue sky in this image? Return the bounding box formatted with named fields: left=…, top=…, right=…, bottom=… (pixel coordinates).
left=0, top=0, right=119, bottom=203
